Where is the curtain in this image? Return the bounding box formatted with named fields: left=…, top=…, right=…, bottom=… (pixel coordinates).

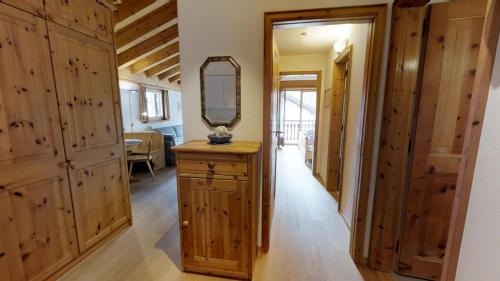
left=139, top=85, right=148, bottom=123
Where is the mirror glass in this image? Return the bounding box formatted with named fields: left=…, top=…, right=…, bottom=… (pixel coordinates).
left=201, top=56, right=241, bottom=127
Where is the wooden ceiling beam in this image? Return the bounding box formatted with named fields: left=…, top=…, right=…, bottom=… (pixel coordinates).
left=113, top=0, right=156, bottom=24
left=168, top=73, right=181, bottom=83
left=130, top=42, right=179, bottom=73
left=145, top=55, right=180, bottom=77
left=157, top=65, right=180, bottom=80
left=115, top=1, right=177, bottom=49
left=117, top=24, right=178, bottom=67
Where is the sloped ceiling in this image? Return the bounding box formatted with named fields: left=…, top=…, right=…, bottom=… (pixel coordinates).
left=113, top=0, right=181, bottom=85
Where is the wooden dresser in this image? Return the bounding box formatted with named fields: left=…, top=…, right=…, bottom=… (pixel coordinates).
left=171, top=140, right=261, bottom=280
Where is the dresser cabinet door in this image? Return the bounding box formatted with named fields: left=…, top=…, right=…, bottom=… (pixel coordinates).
left=44, top=0, right=113, bottom=44
left=180, top=177, right=250, bottom=275
left=1, top=0, right=45, bottom=17
left=0, top=4, right=78, bottom=280
left=47, top=22, right=131, bottom=252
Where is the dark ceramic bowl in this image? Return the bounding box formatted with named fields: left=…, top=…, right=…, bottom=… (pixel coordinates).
left=207, top=134, right=233, bottom=145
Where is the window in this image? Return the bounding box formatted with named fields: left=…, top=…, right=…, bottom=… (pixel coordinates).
left=139, top=85, right=170, bottom=122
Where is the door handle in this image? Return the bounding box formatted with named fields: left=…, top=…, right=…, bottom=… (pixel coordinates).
left=272, top=131, right=284, bottom=134
left=182, top=220, right=189, bottom=228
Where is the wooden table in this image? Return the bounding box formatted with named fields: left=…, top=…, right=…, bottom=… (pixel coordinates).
left=125, top=138, right=143, bottom=153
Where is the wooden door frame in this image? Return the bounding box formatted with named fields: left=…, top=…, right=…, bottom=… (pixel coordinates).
left=279, top=70, right=322, bottom=177
left=442, top=0, right=500, bottom=280
left=263, top=5, right=387, bottom=261
left=326, top=45, right=353, bottom=208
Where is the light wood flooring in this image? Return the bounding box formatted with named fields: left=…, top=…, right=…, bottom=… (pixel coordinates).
left=59, top=147, right=395, bottom=281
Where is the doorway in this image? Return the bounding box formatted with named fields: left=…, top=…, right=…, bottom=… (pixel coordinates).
left=279, top=71, right=321, bottom=174
left=263, top=5, right=387, bottom=263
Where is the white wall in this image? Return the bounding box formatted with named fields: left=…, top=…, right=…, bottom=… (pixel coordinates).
left=120, top=87, right=183, bottom=132
left=178, top=0, right=392, bottom=253
left=177, top=0, right=392, bottom=141
left=455, top=39, right=500, bottom=281
left=339, top=24, right=370, bottom=227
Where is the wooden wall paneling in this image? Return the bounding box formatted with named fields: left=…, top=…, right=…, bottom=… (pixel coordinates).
left=112, top=0, right=155, bottom=24
left=44, top=0, right=113, bottom=44
left=130, top=42, right=179, bottom=73
left=47, top=22, right=131, bottom=253
left=0, top=4, right=79, bottom=280
left=117, top=24, right=178, bottom=67
left=115, top=0, right=177, bottom=49
left=124, top=132, right=165, bottom=171
left=396, top=2, right=485, bottom=279
left=145, top=55, right=180, bottom=77
left=1, top=0, right=45, bottom=17
left=368, top=5, right=427, bottom=271
left=443, top=0, right=500, bottom=280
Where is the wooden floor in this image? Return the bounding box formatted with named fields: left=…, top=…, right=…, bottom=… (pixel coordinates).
left=58, top=147, right=395, bottom=281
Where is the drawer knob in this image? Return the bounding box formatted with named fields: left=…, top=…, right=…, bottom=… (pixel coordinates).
left=207, top=161, right=215, bottom=169
left=182, top=220, right=189, bottom=227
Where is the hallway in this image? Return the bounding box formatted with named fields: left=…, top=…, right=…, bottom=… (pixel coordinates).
left=58, top=147, right=393, bottom=281
left=254, top=147, right=392, bottom=281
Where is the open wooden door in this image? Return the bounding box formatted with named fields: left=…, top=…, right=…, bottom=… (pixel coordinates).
left=262, top=36, right=280, bottom=252
left=397, top=1, right=486, bottom=280
left=326, top=47, right=352, bottom=200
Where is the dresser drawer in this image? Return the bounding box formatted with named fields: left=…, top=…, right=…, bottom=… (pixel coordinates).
left=178, top=153, right=248, bottom=177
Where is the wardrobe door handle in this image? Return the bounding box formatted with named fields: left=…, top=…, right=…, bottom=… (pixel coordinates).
left=182, top=220, right=189, bottom=228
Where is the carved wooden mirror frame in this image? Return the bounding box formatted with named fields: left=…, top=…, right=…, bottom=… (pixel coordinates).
left=200, top=56, right=241, bottom=127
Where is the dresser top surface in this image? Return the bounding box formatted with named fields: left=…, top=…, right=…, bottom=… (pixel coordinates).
left=171, top=140, right=261, bottom=154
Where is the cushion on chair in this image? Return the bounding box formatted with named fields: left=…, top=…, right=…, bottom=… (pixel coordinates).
left=173, top=125, right=183, bottom=138
left=127, top=154, right=152, bottom=161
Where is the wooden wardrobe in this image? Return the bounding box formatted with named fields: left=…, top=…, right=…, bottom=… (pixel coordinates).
left=0, top=1, right=131, bottom=280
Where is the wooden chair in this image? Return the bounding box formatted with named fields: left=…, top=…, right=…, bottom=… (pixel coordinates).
left=127, top=134, right=156, bottom=181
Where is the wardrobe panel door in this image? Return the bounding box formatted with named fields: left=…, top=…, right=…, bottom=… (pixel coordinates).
left=0, top=6, right=78, bottom=280
left=47, top=22, right=131, bottom=252
left=1, top=0, right=45, bottom=17
left=44, top=0, right=113, bottom=44
left=0, top=177, right=78, bottom=281
left=398, top=3, right=485, bottom=280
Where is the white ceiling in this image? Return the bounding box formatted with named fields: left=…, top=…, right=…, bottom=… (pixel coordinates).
left=274, top=24, right=352, bottom=56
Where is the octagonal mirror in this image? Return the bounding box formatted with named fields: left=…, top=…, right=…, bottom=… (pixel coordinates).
left=200, top=56, right=241, bottom=128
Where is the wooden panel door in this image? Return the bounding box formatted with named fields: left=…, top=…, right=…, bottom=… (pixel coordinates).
left=0, top=178, right=78, bottom=281
left=0, top=4, right=78, bottom=280
left=1, top=0, right=45, bottom=17
left=44, top=0, right=113, bottom=44
left=180, top=177, right=250, bottom=276
left=397, top=2, right=485, bottom=280
left=47, top=22, right=131, bottom=252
